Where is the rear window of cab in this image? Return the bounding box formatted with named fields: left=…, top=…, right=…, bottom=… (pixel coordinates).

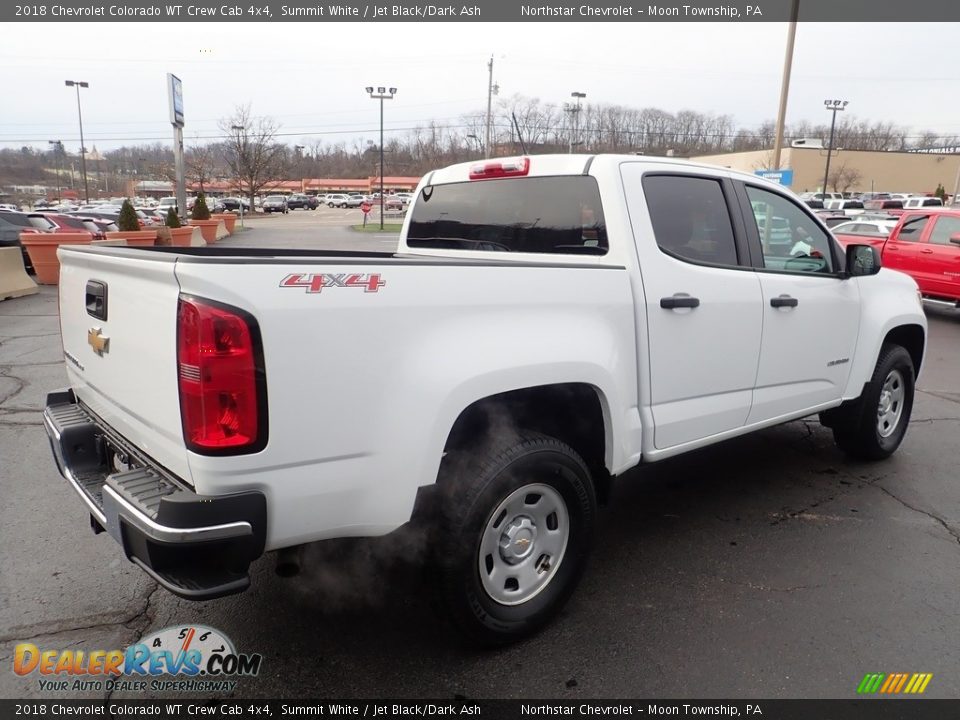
left=407, top=176, right=608, bottom=256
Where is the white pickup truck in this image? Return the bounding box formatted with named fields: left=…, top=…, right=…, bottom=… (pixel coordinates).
left=45, top=154, right=927, bottom=645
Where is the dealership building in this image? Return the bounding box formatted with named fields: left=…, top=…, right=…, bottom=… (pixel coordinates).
left=690, top=146, right=960, bottom=196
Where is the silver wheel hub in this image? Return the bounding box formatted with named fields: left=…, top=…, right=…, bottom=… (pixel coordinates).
left=499, top=516, right=537, bottom=564
left=478, top=483, right=569, bottom=606
left=877, top=369, right=905, bottom=439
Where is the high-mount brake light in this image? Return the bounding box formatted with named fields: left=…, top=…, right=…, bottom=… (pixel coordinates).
left=468, top=156, right=530, bottom=180
left=177, top=296, right=267, bottom=454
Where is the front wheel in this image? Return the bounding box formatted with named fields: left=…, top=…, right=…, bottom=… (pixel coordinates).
left=433, top=432, right=596, bottom=646
left=831, top=344, right=915, bottom=461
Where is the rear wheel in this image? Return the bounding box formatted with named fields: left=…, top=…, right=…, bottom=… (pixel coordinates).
left=830, top=344, right=915, bottom=460
left=432, top=432, right=596, bottom=646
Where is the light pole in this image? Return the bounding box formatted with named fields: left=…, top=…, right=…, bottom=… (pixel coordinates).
left=566, top=91, right=586, bottom=153
left=48, top=140, right=64, bottom=202
left=65, top=80, right=90, bottom=202
left=822, top=99, right=848, bottom=198
left=366, top=86, right=396, bottom=231
left=232, top=124, right=245, bottom=228
left=294, top=145, right=305, bottom=193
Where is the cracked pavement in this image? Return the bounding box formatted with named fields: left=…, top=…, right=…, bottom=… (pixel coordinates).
left=1, top=222, right=958, bottom=700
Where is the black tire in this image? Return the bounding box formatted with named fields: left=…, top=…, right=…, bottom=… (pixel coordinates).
left=832, top=344, right=915, bottom=461
left=432, top=432, right=596, bottom=646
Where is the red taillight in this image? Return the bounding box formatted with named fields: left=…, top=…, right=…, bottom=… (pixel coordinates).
left=469, top=156, right=530, bottom=180
left=177, top=296, right=266, bottom=453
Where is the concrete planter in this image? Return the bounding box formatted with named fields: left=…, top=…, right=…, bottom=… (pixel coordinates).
left=156, top=226, right=195, bottom=247
left=188, top=219, right=219, bottom=244
left=105, top=230, right=157, bottom=247
left=20, top=231, right=92, bottom=285
left=212, top=213, right=237, bottom=234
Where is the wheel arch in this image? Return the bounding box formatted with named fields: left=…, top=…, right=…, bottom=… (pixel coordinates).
left=440, top=383, right=613, bottom=503
left=883, top=323, right=925, bottom=377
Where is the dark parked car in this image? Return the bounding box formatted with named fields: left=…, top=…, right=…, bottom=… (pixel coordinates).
left=262, top=196, right=289, bottom=214
left=0, top=209, right=37, bottom=272
left=286, top=194, right=313, bottom=210
left=306, top=195, right=321, bottom=209
left=220, top=197, right=251, bottom=212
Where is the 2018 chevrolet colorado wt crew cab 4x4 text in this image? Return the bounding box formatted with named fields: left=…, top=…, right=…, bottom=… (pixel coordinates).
left=44, top=155, right=927, bottom=644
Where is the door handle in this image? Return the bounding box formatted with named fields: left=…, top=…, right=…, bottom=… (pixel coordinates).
left=920, top=248, right=934, bottom=254
left=770, top=294, right=799, bottom=308
left=660, top=294, right=700, bottom=309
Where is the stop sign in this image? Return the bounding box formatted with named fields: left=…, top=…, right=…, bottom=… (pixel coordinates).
left=361, top=202, right=372, bottom=214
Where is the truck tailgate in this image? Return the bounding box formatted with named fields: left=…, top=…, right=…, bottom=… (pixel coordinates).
left=58, top=247, right=191, bottom=483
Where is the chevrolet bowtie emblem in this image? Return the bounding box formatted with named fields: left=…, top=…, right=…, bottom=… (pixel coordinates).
left=87, top=327, right=110, bottom=356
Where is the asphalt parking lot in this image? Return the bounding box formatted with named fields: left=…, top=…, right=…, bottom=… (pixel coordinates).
left=1, top=213, right=958, bottom=700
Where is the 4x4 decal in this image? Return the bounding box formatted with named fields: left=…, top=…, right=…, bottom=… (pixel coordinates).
left=280, top=273, right=385, bottom=294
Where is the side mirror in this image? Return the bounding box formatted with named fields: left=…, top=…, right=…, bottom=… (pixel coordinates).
left=949, top=233, right=960, bottom=246
left=845, top=244, right=881, bottom=277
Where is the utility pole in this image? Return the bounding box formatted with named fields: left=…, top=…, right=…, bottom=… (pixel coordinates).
left=485, top=56, right=498, bottom=159
left=566, top=92, right=586, bottom=154
left=771, top=0, right=800, bottom=173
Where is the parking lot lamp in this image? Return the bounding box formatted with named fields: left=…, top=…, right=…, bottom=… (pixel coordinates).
left=822, top=99, right=848, bottom=198
left=295, top=145, right=305, bottom=193
left=64, top=80, right=90, bottom=203
left=366, top=86, right=397, bottom=230
left=232, top=124, right=245, bottom=228
left=48, top=140, right=64, bottom=202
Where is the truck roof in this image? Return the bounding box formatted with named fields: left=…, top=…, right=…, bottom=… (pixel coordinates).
left=423, top=153, right=791, bottom=195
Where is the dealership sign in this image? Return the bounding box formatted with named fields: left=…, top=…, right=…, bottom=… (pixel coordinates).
left=754, top=169, right=794, bottom=187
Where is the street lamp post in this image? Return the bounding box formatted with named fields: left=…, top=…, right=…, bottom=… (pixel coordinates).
left=48, top=140, right=64, bottom=202
left=822, top=99, right=848, bottom=198
left=294, top=145, right=305, bottom=193
left=232, top=124, right=245, bottom=228
left=365, top=86, right=397, bottom=231
left=65, top=80, right=90, bottom=202
left=566, top=91, right=586, bottom=154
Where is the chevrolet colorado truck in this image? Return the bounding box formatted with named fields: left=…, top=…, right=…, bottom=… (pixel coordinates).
left=44, top=155, right=927, bottom=644
left=834, top=207, right=960, bottom=307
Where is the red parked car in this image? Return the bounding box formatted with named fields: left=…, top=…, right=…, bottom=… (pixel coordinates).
left=835, top=208, right=960, bottom=306
left=29, top=213, right=112, bottom=240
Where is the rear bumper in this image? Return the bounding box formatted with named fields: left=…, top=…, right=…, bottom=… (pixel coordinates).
left=43, top=389, right=266, bottom=601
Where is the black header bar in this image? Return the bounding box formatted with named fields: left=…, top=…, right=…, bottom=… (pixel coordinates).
left=6, top=0, right=960, bottom=22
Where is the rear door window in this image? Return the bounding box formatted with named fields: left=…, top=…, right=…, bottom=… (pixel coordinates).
left=407, top=176, right=607, bottom=255
left=642, top=175, right=739, bottom=266
left=928, top=216, right=960, bottom=245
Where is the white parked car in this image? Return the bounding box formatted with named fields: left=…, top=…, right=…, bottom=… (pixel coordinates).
left=830, top=220, right=898, bottom=237
left=45, top=154, right=927, bottom=645
left=903, top=196, right=943, bottom=209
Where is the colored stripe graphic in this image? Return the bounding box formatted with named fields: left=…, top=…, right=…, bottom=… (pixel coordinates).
left=857, top=673, right=885, bottom=694
left=857, top=672, right=932, bottom=694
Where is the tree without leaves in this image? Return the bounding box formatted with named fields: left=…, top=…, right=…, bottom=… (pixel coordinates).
left=829, top=163, right=863, bottom=193
left=220, top=105, right=288, bottom=208
left=185, top=145, right=218, bottom=193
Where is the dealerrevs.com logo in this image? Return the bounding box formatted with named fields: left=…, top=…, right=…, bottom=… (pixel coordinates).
left=13, top=625, right=262, bottom=693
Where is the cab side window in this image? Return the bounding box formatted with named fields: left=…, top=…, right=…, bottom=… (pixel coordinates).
left=643, top=175, right=739, bottom=267
left=895, top=215, right=930, bottom=242
left=927, top=217, right=960, bottom=246
left=744, top=186, right=834, bottom=274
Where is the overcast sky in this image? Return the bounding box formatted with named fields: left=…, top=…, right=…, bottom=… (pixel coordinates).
left=2, top=22, right=957, bottom=154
